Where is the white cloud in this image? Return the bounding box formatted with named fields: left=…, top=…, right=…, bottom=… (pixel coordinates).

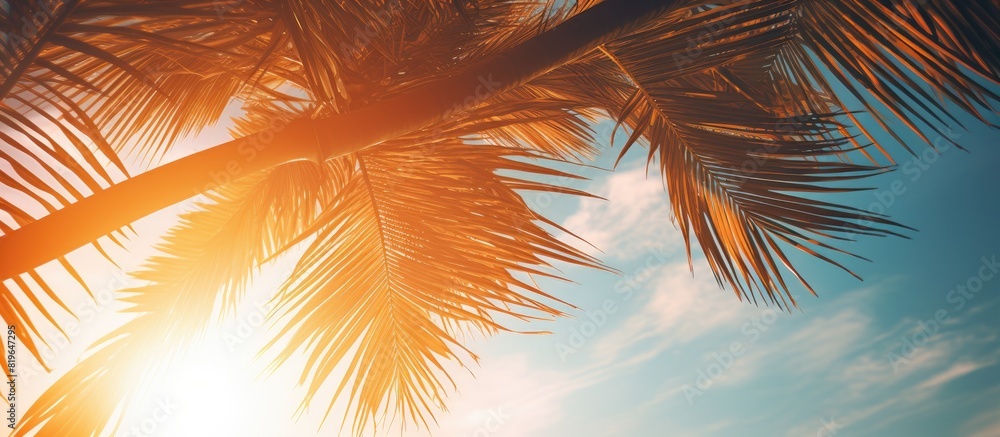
left=971, top=421, right=1000, bottom=437
left=562, top=164, right=682, bottom=261
left=915, top=360, right=994, bottom=392
left=592, top=261, right=750, bottom=361
left=400, top=353, right=601, bottom=437
left=772, top=309, right=872, bottom=371
left=777, top=298, right=1000, bottom=436
left=965, top=406, right=1000, bottom=437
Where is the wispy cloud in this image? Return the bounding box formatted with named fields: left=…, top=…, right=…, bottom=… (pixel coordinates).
left=964, top=406, right=1000, bottom=437
left=776, top=295, right=1000, bottom=435
left=401, top=353, right=584, bottom=437
left=460, top=150, right=1000, bottom=437
left=915, top=360, right=994, bottom=392
left=592, top=261, right=751, bottom=361
left=562, top=164, right=681, bottom=261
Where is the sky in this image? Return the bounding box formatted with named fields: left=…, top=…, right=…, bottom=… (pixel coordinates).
left=6, top=86, right=1000, bottom=437
left=383, top=113, right=1000, bottom=437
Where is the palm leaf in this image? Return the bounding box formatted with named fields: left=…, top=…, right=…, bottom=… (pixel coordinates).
left=14, top=160, right=336, bottom=436
left=5, top=0, right=1000, bottom=434
left=581, top=0, right=999, bottom=304
left=264, top=136, right=602, bottom=434
left=0, top=0, right=288, bottom=369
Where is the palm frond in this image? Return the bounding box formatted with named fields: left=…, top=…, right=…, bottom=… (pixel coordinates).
left=620, top=73, right=903, bottom=306
left=264, top=136, right=602, bottom=433
left=0, top=0, right=287, bottom=367
left=788, top=0, right=999, bottom=155
left=14, top=161, right=334, bottom=436
left=4, top=0, right=999, bottom=435
left=582, top=0, right=999, bottom=304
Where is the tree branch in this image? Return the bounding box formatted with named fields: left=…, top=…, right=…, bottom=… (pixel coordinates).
left=0, top=0, right=678, bottom=280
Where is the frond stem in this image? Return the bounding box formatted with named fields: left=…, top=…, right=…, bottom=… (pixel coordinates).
left=0, top=0, right=679, bottom=280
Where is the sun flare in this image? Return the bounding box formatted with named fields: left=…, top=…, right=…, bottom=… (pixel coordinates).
left=2, top=0, right=998, bottom=435
left=123, top=338, right=258, bottom=437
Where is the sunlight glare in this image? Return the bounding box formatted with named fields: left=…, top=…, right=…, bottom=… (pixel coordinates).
left=139, top=338, right=256, bottom=437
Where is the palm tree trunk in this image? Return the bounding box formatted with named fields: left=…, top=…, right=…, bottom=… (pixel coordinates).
left=0, top=0, right=674, bottom=280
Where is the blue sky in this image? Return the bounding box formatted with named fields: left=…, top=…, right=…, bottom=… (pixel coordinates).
left=8, top=82, right=1000, bottom=437
left=381, top=111, right=1000, bottom=436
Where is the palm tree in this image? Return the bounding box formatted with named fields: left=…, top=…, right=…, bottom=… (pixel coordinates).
left=1, top=0, right=996, bottom=435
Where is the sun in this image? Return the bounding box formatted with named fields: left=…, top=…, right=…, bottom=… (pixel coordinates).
left=118, top=334, right=259, bottom=437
